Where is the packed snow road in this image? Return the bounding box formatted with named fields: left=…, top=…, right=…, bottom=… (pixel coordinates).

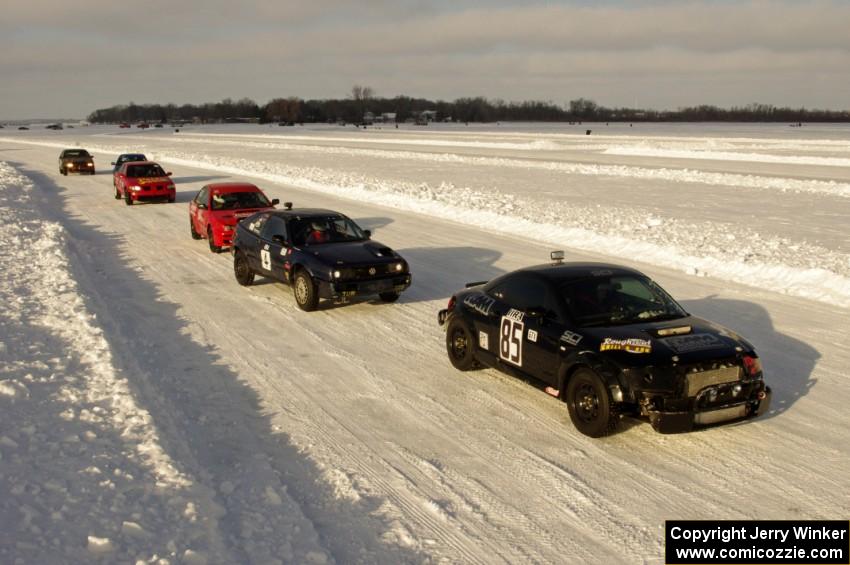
left=1, top=124, right=848, bottom=564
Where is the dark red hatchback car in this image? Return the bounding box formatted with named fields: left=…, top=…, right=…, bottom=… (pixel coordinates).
left=189, top=183, right=278, bottom=252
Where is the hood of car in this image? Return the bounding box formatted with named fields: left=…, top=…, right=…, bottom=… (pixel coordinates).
left=214, top=207, right=274, bottom=223
left=131, top=176, right=173, bottom=186
left=307, top=240, right=401, bottom=265
left=579, top=315, right=754, bottom=366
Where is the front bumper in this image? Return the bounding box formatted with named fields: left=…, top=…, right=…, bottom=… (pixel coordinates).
left=320, top=274, right=412, bottom=300
left=130, top=187, right=175, bottom=202
left=647, top=385, right=771, bottom=433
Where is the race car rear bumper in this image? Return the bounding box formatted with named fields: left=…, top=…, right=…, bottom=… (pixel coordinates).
left=647, top=386, right=772, bottom=433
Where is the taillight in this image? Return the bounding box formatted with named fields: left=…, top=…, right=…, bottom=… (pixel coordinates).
left=447, top=295, right=456, bottom=312
left=742, top=355, right=762, bottom=377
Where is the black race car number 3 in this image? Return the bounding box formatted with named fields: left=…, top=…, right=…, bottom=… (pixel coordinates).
left=499, top=315, right=523, bottom=367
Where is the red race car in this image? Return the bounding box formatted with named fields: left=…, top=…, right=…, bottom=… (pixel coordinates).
left=114, top=161, right=176, bottom=205
left=189, top=183, right=278, bottom=252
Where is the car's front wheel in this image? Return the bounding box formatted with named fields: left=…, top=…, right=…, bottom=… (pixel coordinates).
left=114, top=186, right=121, bottom=200
left=293, top=270, right=318, bottom=311
left=124, top=191, right=133, bottom=206
left=233, top=250, right=255, bottom=286
left=379, top=291, right=400, bottom=303
left=207, top=227, right=221, bottom=253
left=445, top=316, right=478, bottom=371
left=565, top=368, right=618, bottom=438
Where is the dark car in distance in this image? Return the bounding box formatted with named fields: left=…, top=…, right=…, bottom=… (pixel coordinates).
left=438, top=252, right=771, bottom=437
left=59, top=148, right=95, bottom=175
left=111, top=153, right=147, bottom=174
left=232, top=205, right=412, bottom=311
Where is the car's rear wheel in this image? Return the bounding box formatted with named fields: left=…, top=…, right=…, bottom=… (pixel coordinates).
left=207, top=227, right=222, bottom=253
left=233, top=251, right=254, bottom=286
left=293, top=270, right=318, bottom=311
left=379, top=291, right=400, bottom=303
left=190, top=218, right=201, bottom=239
left=445, top=316, right=478, bottom=371
left=566, top=368, right=618, bottom=438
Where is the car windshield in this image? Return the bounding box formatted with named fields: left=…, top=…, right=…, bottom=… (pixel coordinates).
left=211, top=190, right=271, bottom=210
left=291, top=216, right=366, bottom=246
left=65, top=150, right=89, bottom=158
left=560, top=275, right=687, bottom=327
left=126, top=164, right=166, bottom=178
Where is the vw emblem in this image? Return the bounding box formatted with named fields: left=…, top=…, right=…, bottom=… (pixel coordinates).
left=368, top=267, right=376, bottom=275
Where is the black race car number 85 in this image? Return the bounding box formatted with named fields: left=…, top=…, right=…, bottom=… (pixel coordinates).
left=500, top=311, right=524, bottom=367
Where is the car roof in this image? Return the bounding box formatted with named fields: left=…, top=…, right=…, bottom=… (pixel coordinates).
left=205, top=182, right=261, bottom=193
left=62, top=148, right=89, bottom=153
left=513, top=262, right=645, bottom=283
left=122, top=161, right=160, bottom=167
left=118, top=153, right=146, bottom=158
left=266, top=208, right=343, bottom=219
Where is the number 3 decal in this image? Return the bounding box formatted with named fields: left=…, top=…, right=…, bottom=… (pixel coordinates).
left=499, top=311, right=524, bottom=367
left=260, top=249, right=271, bottom=270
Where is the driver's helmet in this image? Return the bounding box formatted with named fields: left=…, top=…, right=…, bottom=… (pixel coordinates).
left=311, top=221, right=327, bottom=232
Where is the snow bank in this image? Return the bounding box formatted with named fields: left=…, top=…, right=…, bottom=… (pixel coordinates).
left=604, top=146, right=850, bottom=167
left=0, top=162, right=223, bottom=563
left=124, top=134, right=850, bottom=199
left=148, top=152, right=850, bottom=309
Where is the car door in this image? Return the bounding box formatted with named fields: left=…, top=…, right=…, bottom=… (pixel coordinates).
left=487, top=274, right=564, bottom=384
left=258, top=216, right=289, bottom=282
left=190, top=186, right=210, bottom=234
left=240, top=213, right=270, bottom=272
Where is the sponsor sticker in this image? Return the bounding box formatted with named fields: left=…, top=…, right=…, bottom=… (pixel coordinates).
left=479, top=331, right=489, bottom=350
left=504, top=308, right=524, bottom=322
left=560, top=330, right=583, bottom=346
left=463, top=293, right=496, bottom=316
left=663, top=333, right=724, bottom=353
left=527, top=329, right=538, bottom=343
left=600, top=337, right=652, bottom=354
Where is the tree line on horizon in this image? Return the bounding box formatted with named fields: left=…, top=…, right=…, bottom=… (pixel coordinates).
left=87, top=88, right=850, bottom=124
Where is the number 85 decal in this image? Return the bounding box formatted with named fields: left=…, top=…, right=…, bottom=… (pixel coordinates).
left=500, top=310, right=525, bottom=367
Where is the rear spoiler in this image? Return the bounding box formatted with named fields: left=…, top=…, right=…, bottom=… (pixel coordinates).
left=465, top=281, right=488, bottom=288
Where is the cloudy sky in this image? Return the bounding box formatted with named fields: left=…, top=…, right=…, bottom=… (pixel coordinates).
left=2, top=0, right=849, bottom=119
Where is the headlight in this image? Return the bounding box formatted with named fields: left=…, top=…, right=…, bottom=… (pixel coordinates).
left=333, top=270, right=341, bottom=279
left=87, top=162, right=93, bottom=167
left=131, top=186, right=141, bottom=192
left=66, top=163, right=74, bottom=168
left=222, top=225, right=233, bottom=232
left=394, top=262, right=404, bottom=272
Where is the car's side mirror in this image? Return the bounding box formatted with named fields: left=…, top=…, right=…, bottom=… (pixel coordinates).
left=271, top=198, right=280, bottom=206
left=110, top=161, right=116, bottom=165
left=197, top=203, right=207, bottom=209
left=272, top=234, right=288, bottom=245
left=166, top=172, right=172, bottom=176
left=363, top=229, right=372, bottom=239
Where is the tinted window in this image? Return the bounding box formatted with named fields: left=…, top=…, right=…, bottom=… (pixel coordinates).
left=194, top=187, right=209, bottom=206
left=290, top=216, right=366, bottom=246
left=560, top=275, right=687, bottom=327
left=211, top=190, right=271, bottom=211
left=126, top=164, right=166, bottom=177
left=488, top=274, right=560, bottom=317
left=261, top=216, right=287, bottom=241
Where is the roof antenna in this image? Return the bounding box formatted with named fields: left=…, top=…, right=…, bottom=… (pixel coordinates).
left=284, top=202, right=293, bottom=210
left=550, top=250, right=565, bottom=265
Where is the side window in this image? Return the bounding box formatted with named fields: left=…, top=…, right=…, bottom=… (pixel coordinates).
left=488, top=275, right=552, bottom=313
left=247, top=214, right=269, bottom=236
left=195, top=187, right=209, bottom=206
left=261, top=216, right=287, bottom=241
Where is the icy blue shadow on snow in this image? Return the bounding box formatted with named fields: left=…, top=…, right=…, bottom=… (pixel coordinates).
left=680, top=297, right=819, bottom=421
left=11, top=163, right=430, bottom=564
left=394, top=246, right=505, bottom=304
